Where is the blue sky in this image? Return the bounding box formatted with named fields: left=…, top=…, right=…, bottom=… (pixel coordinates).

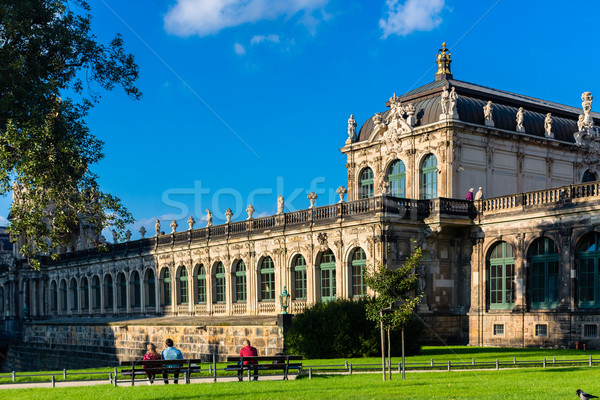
left=3, top=0, right=599, bottom=239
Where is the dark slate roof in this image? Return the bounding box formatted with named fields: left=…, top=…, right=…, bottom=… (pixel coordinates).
left=356, top=79, right=600, bottom=144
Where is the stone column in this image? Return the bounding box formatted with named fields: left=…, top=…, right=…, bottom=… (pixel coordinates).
left=112, top=275, right=118, bottom=315
left=88, top=276, right=93, bottom=315
left=206, top=266, right=214, bottom=315
left=558, top=231, right=573, bottom=311
left=187, top=269, right=193, bottom=314
left=225, top=265, right=232, bottom=316
left=154, top=271, right=161, bottom=314
left=126, top=273, right=132, bottom=315
left=140, top=270, right=146, bottom=315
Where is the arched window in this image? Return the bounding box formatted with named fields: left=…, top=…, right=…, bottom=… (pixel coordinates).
left=420, top=154, right=438, bottom=199
left=350, top=248, right=367, bottom=297
left=144, top=269, right=156, bottom=308
left=60, top=280, right=67, bottom=313
left=320, top=250, right=336, bottom=302
left=178, top=267, right=188, bottom=305
left=359, top=167, right=374, bottom=199
left=69, top=278, right=77, bottom=313
left=214, top=262, right=226, bottom=303
left=80, top=277, right=89, bottom=311
left=104, top=275, right=113, bottom=310
left=577, top=233, right=600, bottom=308
left=388, top=160, right=406, bottom=198
left=292, top=255, right=307, bottom=300
left=196, top=265, right=206, bottom=303
left=50, top=281, right=57, bottom=312
left=583, top=170, right=598, bottom=183
left=234, top=260, right=247, bottom=302
left=92, top=276, right=101, bottom=310
left=117, top=273, right=127, bottom=309
left=528, top=237, right=559, bottom=309
left=488, top=242, right=515, bottom=309
left=161, top=269, right=171, bottom=306
left=260, top=257, right=275, bottom=301
left=131, top=271, right=141, bottom=308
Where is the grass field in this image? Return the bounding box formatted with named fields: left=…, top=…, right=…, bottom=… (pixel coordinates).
left=2, top=367, right=599, bottom=399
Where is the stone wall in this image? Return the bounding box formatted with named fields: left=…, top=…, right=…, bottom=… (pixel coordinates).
left=4, top=316, right=284, bottom=371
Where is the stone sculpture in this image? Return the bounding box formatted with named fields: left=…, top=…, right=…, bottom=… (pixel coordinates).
left=139, top=226, right=146, bottom=239
left=277, top=195, right=284, bottom=214
left=544, top=113, right=553, bottom=138
left=372, top=113, right=387, bottom=136
left=448, top=87, right=458, bottom=119
left=125, top=230, right=132, bottom=241
left=484, top=101, right=494, bottom=127
left=246, top=204, right=255, bottom=220
left=187, top=216, right=195, bottom=230
left=225, top=208, right=233, bottom=223
left=307, top=192, right=318, bottom=208
left=206, top=209, right=213, bottom=227
left=347, top=114, right=357, bottom=142
left=155, top=219, right=161, bottom=236
left=336, top=186, right=347, bottom=203
left=516, top=107, right=525, bottom=133
left=405, top=103, right=416, bottom=126
left=440, top=87, right=449, bottom=115
left=170, top=220, right=178, bottom=233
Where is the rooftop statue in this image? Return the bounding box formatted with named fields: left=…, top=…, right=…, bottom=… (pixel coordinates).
left=516, top=107, right=525, bottom=133
left=483, top=101, right=494, bottom=127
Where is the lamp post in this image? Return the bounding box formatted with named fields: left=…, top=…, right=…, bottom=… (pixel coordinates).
left=279, top=286, right=290, bottom=314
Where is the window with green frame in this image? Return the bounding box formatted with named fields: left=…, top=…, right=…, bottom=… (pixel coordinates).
left=69, top=278, right=77, bottom=312
left=145, top=270, right=156, bottom=307
left=178, top=267, right=188, bottom=305
left=577, top=232, right=600, bottom=308
left=117, top=273, right=127, bottom=309
left=359, top=167, right=374, bottom=199
left=162, top=269, right=171, bottom=306
left=320, top=250, right=336, bottom=301
left=420, top=154, right=438, bottom=199
left=260, top=257, right=275, bottom=301
left=131, top=271, right=141, bottom=307
left=81, top=277, right=89, bottom=310
left=293, top=255, right=307, bottom=300
left=351, top=248, right=367, bottom=297
left=60, top=280, right=67, bottom=312
left=488, top=241, right=515, bottom=309
left=92, top=276, right=101, bottom=310
left=235, top=260, right=247, bottom=302
left=50, top=281, right=57, bottom=312
left=104, top=275, right=113, bottom=309
left=528, top=237, right=559, bottom=309
left=387, top=160, right=406, bottom=198
left=214, top=262, right=226, bottom=303
left=196, top=265, right=206, bottom=303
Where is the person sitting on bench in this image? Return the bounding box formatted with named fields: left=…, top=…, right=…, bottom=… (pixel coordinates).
left=161, top=338, right=183, bottom=384
left=238, top=339, right=258, bottom=381
left=142, top=343, right=161, bottom=385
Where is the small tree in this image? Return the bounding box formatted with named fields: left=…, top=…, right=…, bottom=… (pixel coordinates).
left=364, top=242, right=423, bottom=381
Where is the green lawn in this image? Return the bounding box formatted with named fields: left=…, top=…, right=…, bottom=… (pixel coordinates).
left=2, top=367, right=599, bottom=399
left=2, top=346, right=600, bottom=384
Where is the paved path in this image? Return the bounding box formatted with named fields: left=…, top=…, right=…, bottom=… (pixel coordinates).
left=0, top=373, right=291, bottom=390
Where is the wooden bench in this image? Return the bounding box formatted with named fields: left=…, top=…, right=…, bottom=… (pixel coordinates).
left=120, top=358, right=202, bottom=385
left=225, top=355, right=303, bottom=381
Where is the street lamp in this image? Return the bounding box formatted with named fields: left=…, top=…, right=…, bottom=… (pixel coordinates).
left=279, top=286, right=290, bottom=314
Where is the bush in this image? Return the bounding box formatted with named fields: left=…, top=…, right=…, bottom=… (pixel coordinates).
left=285, top=298, right=422, bottom=359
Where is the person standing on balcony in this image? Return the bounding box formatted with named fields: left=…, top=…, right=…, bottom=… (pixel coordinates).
left=475, top=187, right=484, bottom=200
left=465, top=188, right=474, bottom=201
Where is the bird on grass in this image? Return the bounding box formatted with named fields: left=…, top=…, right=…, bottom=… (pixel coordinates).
left=578, top=389, right=599, bottom=400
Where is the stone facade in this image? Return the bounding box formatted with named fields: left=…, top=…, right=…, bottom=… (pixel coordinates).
left=2, top=45, right=600, bottom=362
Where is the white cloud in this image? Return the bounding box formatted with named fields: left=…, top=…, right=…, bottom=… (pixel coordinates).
left=250, top=34, right=280, bottom=45
left=234, top=42, right=246, bottom=55
left=380, top=0, right=445, bottom=38
left=164, top=0, right=329, bottom=37
left=0, top=216, right=8, bottom=226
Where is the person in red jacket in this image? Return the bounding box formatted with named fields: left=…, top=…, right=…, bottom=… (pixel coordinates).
left=238, top=339, right=258, bottom=381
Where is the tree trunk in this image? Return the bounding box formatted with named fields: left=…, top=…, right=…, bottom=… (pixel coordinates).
left=401, top=327, right=406, bottom=380
left=387, top=327, right=391, bottom=380
left=380, top=310, right=385, bottom=381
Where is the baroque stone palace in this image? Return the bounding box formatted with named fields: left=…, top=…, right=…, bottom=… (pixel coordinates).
left=3, top=44, right=600, bottom=350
